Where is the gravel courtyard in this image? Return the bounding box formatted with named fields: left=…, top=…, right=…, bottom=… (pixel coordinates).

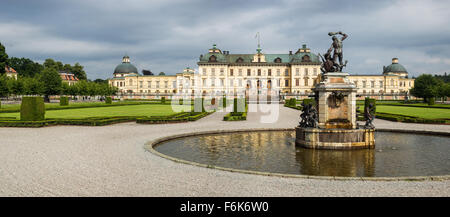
left=0, top=105, right=449, bottom=196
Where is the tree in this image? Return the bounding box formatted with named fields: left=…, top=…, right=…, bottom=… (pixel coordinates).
left=72, top=63, right=87, bottom=80
left=43, top=58, right=57, bottom=69
left=410, top=74, right=440, bottom=102
left=23, top=77, right=44, bottom=95
left=7, top=78, right=25, bottom=96
left=0, top=42, right=8, bottom=75
left=0, top=75, right=9, bottom=97
left=159, top=72, right=165, bottom=75
left=8, top=57, right=43, bottom=77
left=40, top=67, right=62, bottom=102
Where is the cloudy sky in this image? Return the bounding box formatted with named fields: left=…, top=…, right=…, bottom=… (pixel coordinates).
left=1, top=0, right=449, bottom=79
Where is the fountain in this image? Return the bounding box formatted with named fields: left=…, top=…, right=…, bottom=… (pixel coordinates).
left=295, top=31, right=375, bottom=149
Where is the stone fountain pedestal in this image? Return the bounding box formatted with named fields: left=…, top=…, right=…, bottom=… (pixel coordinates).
left=295, top=72, right=375, bottom=149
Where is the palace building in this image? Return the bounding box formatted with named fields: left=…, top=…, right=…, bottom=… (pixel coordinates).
left=108, top=44, right=414, bottom=99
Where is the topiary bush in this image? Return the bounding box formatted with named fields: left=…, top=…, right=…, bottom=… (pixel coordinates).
left=428, top=97, right=435, bottom=105
left=20, top=96, right=45, bottom=121
left=60, top=96, right=69, bottom=106
left=222, top=97, right=227, bottom=108
left=161, top=97, right=166, bottom=104
left=105, top=96, right=112, bottom=104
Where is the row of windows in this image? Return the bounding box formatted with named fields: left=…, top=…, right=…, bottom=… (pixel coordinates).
left=352, top=80, right=412, bottom=88
left=199, top=79, right=316, bottom=88
left=201, top=68, right=318, bottom=77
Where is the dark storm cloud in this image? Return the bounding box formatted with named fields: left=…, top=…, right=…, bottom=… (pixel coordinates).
left=1, top=0, right=449, bottom=79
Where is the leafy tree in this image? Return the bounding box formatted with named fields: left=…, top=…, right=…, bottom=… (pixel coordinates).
left=159, top=72, right=165, bottom=75
left=8, top=57, right=43, bottom=77
left=63, top=64, right=72, bottom=72
left=23, top=77, right=44, bottom=95
left=0, top=42, right=8, bottom=75
left=0, top=75, right=9, bottom=97
left=410, top=74, right=440, bottom=103
left=40, top=67, right=62, bottom=101
left=8, top=78, right=25, bottom=95
left=72, top=63, right=87, bottom=80
left=43, top=58, right=57, bottom=69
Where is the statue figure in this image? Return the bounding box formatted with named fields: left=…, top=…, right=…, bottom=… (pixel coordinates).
left=299, top=102, right=318, bottom=128
left=364, top=103, right=375, bottom=129
left=320, top=31, right=348, bottom=72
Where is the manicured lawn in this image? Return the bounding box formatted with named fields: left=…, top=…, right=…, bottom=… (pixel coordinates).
left=0, top=104, right=192, bottom=119
left=359, top=105, right=450, bottom=119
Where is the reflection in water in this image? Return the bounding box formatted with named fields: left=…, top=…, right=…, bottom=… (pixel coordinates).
left=154, top=131, right=450, bottom=177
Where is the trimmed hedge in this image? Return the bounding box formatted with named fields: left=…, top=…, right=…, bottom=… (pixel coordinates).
left=136, top=111, right=212, bottom=124
left=20, top=96, right=45, bottom=121
left=105, top=96, right=112, bottom=104
left=60, top=96, right=69, bottom=106
left=222, top=97, right=227, bottom=108
left=374, top=112, right=449, bottom=124
left=161, top=97, right=166, bottom=104
left=224, top=100, right=247, bottom=121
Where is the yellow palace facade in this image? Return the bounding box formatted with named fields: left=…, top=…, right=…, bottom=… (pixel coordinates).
left=108, top=44, right=414, bottom=99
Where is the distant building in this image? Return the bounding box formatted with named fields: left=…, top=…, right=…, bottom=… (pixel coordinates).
left=5, top=66, right=17, bottom=79
left=108, top=44, right=415, bottom=100
left=59, top=71, right=79, bottom=86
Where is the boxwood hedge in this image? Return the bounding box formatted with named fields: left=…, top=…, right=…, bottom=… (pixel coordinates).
left=20, top=96, right=45, bottom=121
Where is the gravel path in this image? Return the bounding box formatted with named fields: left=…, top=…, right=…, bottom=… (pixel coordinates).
left=0, top=105, right=449, bottom=197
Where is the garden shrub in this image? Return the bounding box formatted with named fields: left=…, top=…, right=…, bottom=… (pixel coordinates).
left=161, top=97, right=166, bottom=104
left=105, top=96, right=112, bottom=104
left=428, top=97, right=435, bottom=105
left=60, top=96, right=69, bottom=106
left=20, top=96, right=45, bottom=121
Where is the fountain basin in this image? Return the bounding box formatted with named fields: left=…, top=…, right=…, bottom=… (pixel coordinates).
left=295, top=127, right=375, bottom=149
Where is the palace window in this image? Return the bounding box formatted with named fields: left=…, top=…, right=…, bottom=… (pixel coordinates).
left=296, top=68, right=299, bottom=76
left=304, top=68, right=309, bottom=76
left=268, top=69, right=272, bottom=76
left=313, top=68, right=317, bottom=75
left=156, top=81, right=160, bottom=88
left=247, top=69, right=251, bottom=76
left=230, top=69, right=234, bottom=76
left=362, top=81, right=367, bottom=88
left=129, top=79, right=133, bottom=86
left=164, top=81, right=168, bottom=88
left=379, top=81, right=383, bottom=87
left=202, top=79, right=206, bottom=86
left=173, top=81, right=176, bottom=88
left=211, top=68, right=215, bottom=76
left=148, top=81, right=152, bottom=88
left=202, top=68, right=206, bottom=76
left=238, top=69, right=242, bottom=76
left=211, top=79, right=215, bottom=87
left=304, top=78, right=308, bottom=86
left=285, top=79, right=289, bottom=87
left=139, top=81, right=143, bottom=88
left=220, top=68, right=224, bottom=76
left=285, top=69, right=289, bottom=76
left=296, top=78, right=299, bottom=86
left=277, top=69, right=280, bottom=76
left=258, top=69, right=261, bottom=76
left=371, top=81, right=375, bottom=88
left=239, top=79, right=242, bottom=87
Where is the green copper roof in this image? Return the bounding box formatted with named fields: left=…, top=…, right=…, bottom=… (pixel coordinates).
left=114, top=62, right=138, bottom=74
left=199, top=53, right=320, bottom=64
left=383, top=63, right=407, bottom=74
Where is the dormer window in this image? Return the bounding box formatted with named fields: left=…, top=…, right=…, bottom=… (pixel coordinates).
left=236, top=57, right=244, bottom=63
left=274, top=57, right=282, bottom=63
left=209, top=55, right=217, bottom=62
left=302, top=55, right=311, bottom=62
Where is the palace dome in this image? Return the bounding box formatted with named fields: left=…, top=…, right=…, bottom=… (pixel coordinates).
left=114, top=56, right=138, bottom=74
left=383, top=58, right=407, bottom=74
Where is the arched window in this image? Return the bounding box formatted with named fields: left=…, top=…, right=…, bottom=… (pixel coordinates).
left=209, top=55, right=217, bottom=62
left=236, top=57, right=244, bottom=63
left=274, top=57, right=282, bottom=63
left=302, top=55, right=311, bottom=62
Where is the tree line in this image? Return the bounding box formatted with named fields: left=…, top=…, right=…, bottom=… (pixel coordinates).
left=0, top=42, right=117, bottom=100
left=410, top=74, right=450, bottom=104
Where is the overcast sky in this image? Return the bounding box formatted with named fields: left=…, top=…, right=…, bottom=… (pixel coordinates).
left=1, top=0, right=449, bottom=79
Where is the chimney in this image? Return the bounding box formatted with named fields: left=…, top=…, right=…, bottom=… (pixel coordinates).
left=392, top=58, right=398, bottom=64
left=289, top=51, right=292, bottom=55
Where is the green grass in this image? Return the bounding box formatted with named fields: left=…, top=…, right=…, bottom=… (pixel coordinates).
left=0, top=104, right=192, bottom=119
left=0, top=101, right=169, bottom=113
left=359, top=105, right=450, bottom=119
